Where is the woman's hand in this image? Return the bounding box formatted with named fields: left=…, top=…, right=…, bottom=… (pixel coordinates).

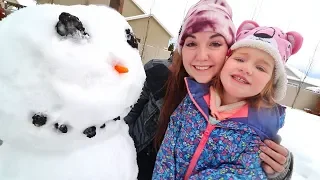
left=259, top=140, right=288, bottom=174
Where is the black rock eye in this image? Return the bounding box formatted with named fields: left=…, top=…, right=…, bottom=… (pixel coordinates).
left=100, top=124, right=106, bottom=129
left=83, top=126, right=96, bottom=138
left=125, top=28, right=138, bottom=49
left=32, top=113, right=47, bottom=127
left=54, top=123, right=69, bottom=133
left=113, top=116, right=120, bottom=121
left=55, top=12, right=89, bottom=37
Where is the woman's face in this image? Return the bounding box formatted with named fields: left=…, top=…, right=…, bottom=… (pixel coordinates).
left=181, top=31, right=228, bottom=83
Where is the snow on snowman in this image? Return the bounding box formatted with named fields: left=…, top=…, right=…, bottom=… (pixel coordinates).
left=0, top=4, right=145, bottom=180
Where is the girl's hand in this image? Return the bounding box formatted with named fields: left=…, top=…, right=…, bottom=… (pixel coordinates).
left=259, top=140, right=288, bottom=174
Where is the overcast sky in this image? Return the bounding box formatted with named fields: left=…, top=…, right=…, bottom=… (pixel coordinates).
left=133, top=0, right=320, bottom=78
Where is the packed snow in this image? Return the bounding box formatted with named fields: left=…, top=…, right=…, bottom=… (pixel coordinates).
left=0, top=4, right=145, bottom=180
left=279, top=107, right=320, bottom=180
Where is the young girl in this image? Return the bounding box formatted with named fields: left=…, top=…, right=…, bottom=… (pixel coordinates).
left=152, top=20, right=303, bottom=179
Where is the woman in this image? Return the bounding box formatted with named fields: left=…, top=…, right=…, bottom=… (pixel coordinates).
left=125, top=0, right=293, bottom=179
left=126, top=61, right=292, bottom=180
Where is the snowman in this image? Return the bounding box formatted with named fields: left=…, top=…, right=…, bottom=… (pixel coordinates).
left=0, top=4, right=145, bottom=180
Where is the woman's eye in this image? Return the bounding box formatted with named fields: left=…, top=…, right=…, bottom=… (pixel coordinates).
left=185, top=42, right=196, bottom=47
left=235, top=58, right=244, bottom=62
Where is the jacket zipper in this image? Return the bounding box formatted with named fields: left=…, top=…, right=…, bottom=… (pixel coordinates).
left=184, top=78, right=214, bottom=179
left=184, top=124, right=216, bottom=180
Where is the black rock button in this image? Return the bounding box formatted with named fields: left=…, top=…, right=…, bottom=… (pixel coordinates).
left=100, top=124, right=106, bottom=129
left=32, top=114, right=47, bottom=127
left=83, top=126, right=96, bottom=138
left=54, top=123, right=68, bottom=133
left=113, top=116, right=120, bottom=121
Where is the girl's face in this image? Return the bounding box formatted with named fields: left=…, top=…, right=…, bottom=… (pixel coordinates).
left=181, top=31, right=228, bottom=84
left=220, top=47, right=275, bottom=101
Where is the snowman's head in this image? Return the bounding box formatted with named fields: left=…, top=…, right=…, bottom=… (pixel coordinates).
left=0, top=4, right=145, bottom=152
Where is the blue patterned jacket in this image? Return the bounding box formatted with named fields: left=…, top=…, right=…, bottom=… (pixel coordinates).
left=152, top=78, right=286, bottom=180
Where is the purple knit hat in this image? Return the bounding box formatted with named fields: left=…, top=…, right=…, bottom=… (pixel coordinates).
left=177, top=0, right=236, bottom=54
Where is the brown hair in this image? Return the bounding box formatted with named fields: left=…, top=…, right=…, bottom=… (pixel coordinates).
left=154, top=50, right=188, bottom=149
left=212, top=69, right=276, bottom=109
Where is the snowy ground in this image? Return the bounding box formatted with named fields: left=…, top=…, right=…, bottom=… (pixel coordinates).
left=0, top=107, right=318, bottom=179
left=279, top=107, right=320, bottom=180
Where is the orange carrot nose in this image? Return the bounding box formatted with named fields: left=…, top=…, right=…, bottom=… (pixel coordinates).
left=114, top=64, right=129, bottom=74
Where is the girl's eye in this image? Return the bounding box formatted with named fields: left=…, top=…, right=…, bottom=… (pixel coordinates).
left=256, top=66, right=266, bottom=72
left=210, top=42, right=222, bottom=47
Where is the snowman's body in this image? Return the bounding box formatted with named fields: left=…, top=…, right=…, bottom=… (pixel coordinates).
left=0, top=120, right=138, bottom=180
left=0, top=4, right=145, bottom=180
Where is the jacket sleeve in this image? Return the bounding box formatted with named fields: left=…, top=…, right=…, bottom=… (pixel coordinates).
left=152, top=110, right=182, bottom=179
left=284, top=152, right=294, bottom=180
left=188, top=135, right=267, bottom=179
left=124, top=60, right=155, bottom=125
left=124, top=59, right=170, bottom=125
left=278, top=105, right=286, bottom=129
left=124, top=81, right=150, bottom=125
left=267, top=135, right=294, bottom=180
left=268, top=151, right=294, bottom=180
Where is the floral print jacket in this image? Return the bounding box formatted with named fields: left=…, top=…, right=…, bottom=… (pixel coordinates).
left=152, top=78, right=286, bottom=180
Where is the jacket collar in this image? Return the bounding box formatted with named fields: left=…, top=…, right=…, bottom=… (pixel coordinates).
left=184, top=77, right=210, bottom=120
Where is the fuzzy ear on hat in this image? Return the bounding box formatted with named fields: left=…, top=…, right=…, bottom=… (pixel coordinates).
left=286, top=31, right=303, bottom=55
left=236, top=20, right=259, bottom=36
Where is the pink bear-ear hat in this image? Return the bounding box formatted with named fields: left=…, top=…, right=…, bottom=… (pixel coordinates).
left=230, top=20, right=303, bottom=102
